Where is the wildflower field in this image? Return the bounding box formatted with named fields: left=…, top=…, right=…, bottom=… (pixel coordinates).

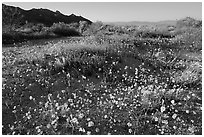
left=2, top=19, right=202, bottom=135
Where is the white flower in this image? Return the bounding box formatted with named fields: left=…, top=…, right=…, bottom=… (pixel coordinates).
left=171, top=100, right=175, bottom=105
left=82, top=75, right=86, bottom=79
left=46, top=124, right=51, bottom=128
left=172, top=114, right=177, bottom=119
left=129, top=129, right=133, bottom=133
left=127, top=122, right=132, bottom=127
left=37, top=128, right=41, bottom=133
left=141, top=89, right=151, bottom=95
left=162, top=120, right=168, bottom=124
left=124, top=66, right=128, bottom=69
left=160, top=106, right=166, bottom=113
left=87, top=131, right=91, bottom=135
left=109, top=94, right=115, bottom=99
left=68, top=99, right=73, bottom=102
left=78, top=113, right=84, bottom=119
left=87, top=118, right=91, bottom=121
left=95, top=128, right=99, bottom=132
left=55, top=103, right=59, bottom=107
left=88, top=121, right=94, bottom=127
left=29, top=96, right=33, bottom=100
left=79, top=127, right=85, bottom=132
left=154, top=117, right=159, bottom=121
left=71, top=118, right=78, bottom=124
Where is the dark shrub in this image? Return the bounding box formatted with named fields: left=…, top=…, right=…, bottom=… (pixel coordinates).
left=2, top=32, right=15, bottom=44
left=50, top=22, right=81, bottom=36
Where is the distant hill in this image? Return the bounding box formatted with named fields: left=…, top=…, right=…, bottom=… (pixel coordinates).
left=105, top=20, right=177, bottom=26
left=2, top=4, right=92, bottom=28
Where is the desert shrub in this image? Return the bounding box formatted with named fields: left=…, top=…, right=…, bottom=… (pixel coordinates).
left=50, top=22, right=81, bottom=36
left=182, top=28, right=202, bottom=51
left=52, top=27, right=80, bottom=36
left=142, top=31, right=172, bottom=38
left=2, top=22, right=82, bottom=44
left=174, top=27, right=202, bottom=51
left=169, top=17, right=202, bottom=51
left=78, top=21, right=90, bottom=33
left=2, top=32, right=16, bottom=44
left=41, top=26, right=52, bottom=34
left=16, top=23, right=44, bottom=33
left=2, top=31, right=32, bottom=44
left=133, top=28, right=173, bottom=39
left=2, top=30, right=56, bottom=45
left=84, top=21, right=104, bottom=35
left=172, top=61, right=202, bottom=88
left=31, top=23, right=45, bottom=32
left=94, top=32, right=111, bottom=44
left=176, top=17, right=202, bottom=29
left=67, top=22, right=80, bottom=29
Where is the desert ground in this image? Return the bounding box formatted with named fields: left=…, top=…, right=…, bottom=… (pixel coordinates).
left=2, top=17, right=202, bottom=135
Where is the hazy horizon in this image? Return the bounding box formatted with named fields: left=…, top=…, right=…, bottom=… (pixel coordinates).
left=3, top=2, right=202, bottom=22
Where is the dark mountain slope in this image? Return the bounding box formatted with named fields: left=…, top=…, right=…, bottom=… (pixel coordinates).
left=2, top=4, right=92, bottom=27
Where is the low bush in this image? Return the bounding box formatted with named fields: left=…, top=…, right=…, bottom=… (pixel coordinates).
left=2, top=22, right=81, bottom=45
left=50, top=22, right=81, bottom=37
left=173, top=27, right=202, bottom=51
left=176, top=17, right=202, bottom=28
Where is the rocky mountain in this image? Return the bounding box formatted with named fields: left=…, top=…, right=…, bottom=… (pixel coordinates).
left=2, top=4, right=92, bottom=28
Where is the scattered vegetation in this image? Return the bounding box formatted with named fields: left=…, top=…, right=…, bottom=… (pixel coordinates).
left=2, top=22, right=84, bottom=44
left=2, top=17, right=202, bottom=135
left=176, top=17, right=202, bottom=28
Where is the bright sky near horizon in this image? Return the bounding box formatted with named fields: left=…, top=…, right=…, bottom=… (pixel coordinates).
left=3, top=2, right=202, bottom=22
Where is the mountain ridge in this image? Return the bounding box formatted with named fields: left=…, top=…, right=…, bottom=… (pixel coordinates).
left=2, top=4, right=92, bottom=27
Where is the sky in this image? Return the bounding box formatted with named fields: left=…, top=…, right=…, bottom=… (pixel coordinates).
left=3, top=2, right=202, bottom=22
